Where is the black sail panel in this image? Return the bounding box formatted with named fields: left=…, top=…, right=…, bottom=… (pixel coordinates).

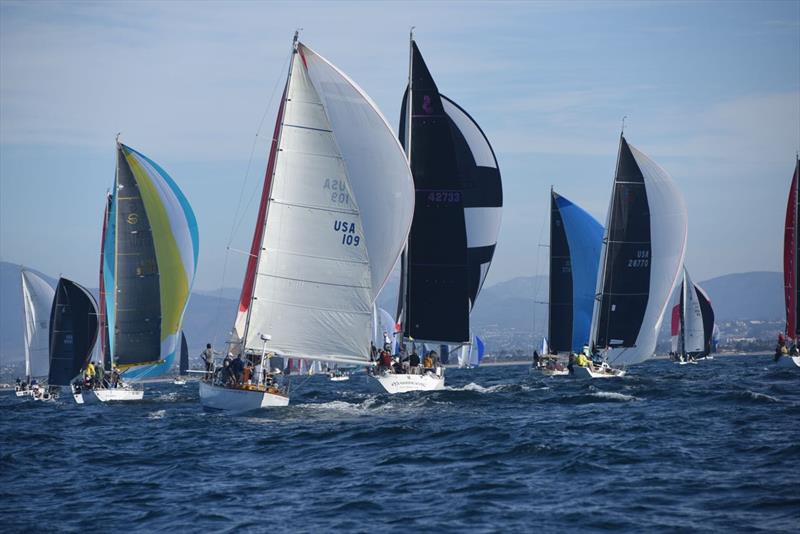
left=114, top=147, right=162, bottom=367
left=179, top=332, right=189, bottom=375
left=549, top=192, right=573, bottom=352
left=441, top=94, right=502, bottom=308
left=48, top=278, right=99, bottom=386
left=400, top=42, right=469, bottom=343
left=695, top=285, right=715, bottom=356
left=595, top=137, right=652, bottom=349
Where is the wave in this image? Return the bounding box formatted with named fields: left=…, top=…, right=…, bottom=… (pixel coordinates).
left=148, top=409, right=166, bottom=419
left=590, top=391, right=638, bottom=402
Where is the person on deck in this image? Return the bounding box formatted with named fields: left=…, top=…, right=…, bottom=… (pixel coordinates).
left=85, top=361, right=96, bottom=388
left=576, top=352, right=589, bottom=368
left=380, top=350, right=392, bottom=371
left=96, top=364, right=106, bottom=389
left=409, top=350, right=420, bottom=369
left=201, top=344, right=219, bottom=379
left=423, top=353, right=434, bottom=371
left=111, top=367, right=121, bottom=388
left=383, top=331, right=392, bottom=352
left=231, top=355, right=245, bottom=385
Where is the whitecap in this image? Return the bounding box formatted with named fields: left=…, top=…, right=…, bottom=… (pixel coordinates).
left=148, top=409, right=166, bottom=419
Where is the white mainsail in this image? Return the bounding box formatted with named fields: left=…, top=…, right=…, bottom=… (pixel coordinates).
left=21, top=269, right=55, bottom=380
left=681, top=268, right=705, bottom=354
left=242, top=43, right=414, bottom=366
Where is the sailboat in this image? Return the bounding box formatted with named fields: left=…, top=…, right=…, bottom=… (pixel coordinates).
left=17, top=269, right=55, bottom=397
left=581, top=134, right=688, bottom=378
left=538, top=190, right=603, bottom=377
left=93, top=139, right=199, bottom=401
left=46, top=278, right=100, bottom=403
left=780, top=155, right=800, bottom=368
left=173, top=332, right=189, bottom=385
left=457, top=335, right=485, bottom=369
left=199, top=33, right=414, bottom=411
left=383, top=34, right=503, bottom=393
left=670, top=267, right=716, bottom=364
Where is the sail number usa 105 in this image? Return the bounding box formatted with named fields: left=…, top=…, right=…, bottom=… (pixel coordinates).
left=334, top=220, right=360, bottom=247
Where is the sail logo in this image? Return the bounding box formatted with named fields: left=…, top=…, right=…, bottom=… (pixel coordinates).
left=422, top=95, right=433, bottom=115
left=127, top=213, right=139, bottom=225
left=334, top=220, right=360, bottom=246
left=323, top=178, right=351, bottom=207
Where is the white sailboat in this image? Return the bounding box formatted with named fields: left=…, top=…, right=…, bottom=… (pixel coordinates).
left=670, top=267, right=716, bottom=365
left=17, top=269, right=55, bottom=398
left=199, top=33, right=414, bottom=411
left=582, top=134, right=688, bottom=378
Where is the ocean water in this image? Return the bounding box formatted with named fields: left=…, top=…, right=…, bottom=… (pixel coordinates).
left=1, top=355, right=798, bottom=533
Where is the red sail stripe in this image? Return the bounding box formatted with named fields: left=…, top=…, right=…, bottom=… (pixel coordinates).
left=238, top=86, right=289, bottom=315
left=670, top=304, right=680, bottom=337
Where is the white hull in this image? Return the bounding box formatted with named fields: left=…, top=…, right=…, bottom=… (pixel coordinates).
left=15, top=388, right=30, bottom=397
left=776, top=355, right=800, bottom=369
left=372, top=370, right=445, bottom=394
left=173, top=378, right=187, bottom=385
left=539, top=368, right=569, bottom=376
left=93, top=387, right=144, bottom=402
left=571, top=364, right=626, bottom=379
left=676, top=360, right=698, bottom=365
left=329, top=376, right=350, bottom=382
left=199, top=381, right=289, bottom=412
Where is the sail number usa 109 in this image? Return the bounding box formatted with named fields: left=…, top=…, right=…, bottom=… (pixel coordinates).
left=334, top=220, right=360, bottom=246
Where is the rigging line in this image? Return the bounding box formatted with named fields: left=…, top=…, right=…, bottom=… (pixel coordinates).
left=226, top=50, right=292, bottom=248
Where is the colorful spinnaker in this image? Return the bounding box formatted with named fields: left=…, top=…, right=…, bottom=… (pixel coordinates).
left=548, top=190, right=604, bottom=354
left=103, top=142, right=199, bottom=379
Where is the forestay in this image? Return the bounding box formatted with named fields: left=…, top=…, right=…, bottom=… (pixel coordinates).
left=21, top=269, right=55, bottom=380
left=239, top=42, right=414, bottom=365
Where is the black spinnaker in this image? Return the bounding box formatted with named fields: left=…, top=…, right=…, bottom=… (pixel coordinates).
left=48, top=278, right=99, bottom=386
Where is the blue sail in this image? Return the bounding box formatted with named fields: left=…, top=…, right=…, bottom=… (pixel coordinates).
left=475, top=336, right=485, bottom=364
left=553, top=194, right=603, bottom=352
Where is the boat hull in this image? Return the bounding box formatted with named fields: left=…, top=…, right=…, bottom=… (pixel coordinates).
left=199, top=381, right=289, bottom=412
left=93, top=387, right=144, bottom=402
left=571, top=364, right=626, bottom=379
left=776, top=355, right=800, bottom=369
left=372, top=370, right=445, bottom=394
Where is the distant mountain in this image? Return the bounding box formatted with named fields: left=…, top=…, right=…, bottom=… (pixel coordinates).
left=0, top=259, right=784, bottom=361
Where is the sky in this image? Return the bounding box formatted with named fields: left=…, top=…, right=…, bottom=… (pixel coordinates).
left=1, top=0, right=799, bottom=295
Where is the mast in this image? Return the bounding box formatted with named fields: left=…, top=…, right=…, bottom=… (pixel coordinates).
left=398, top=28, right=414, bottom=340
left=589, top=131, right=624, bottom=350
left=240, top=31, right=298, bottom=353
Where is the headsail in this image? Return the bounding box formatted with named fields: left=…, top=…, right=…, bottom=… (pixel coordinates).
left=48, top=278, right=99, bottom=386
left=179, top=332, right=189, bottom=375
left=680, top=268, right=705, bottom=354
left=397, top=40, right=502, bottom=344
left=106, top=143, right=199, bottom=379
left=590, top=136, right=687, bottom=365
left=784, top=157, right=800, bottom=338
left=548, top=191, right=603, bottom=353
left=21, top=269, right=55, bottom=380
left=234, top=41, right=414, bottom=366
left=694, top=281, right=715, bottom=356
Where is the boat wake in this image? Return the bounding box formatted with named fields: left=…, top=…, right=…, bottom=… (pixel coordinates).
left=589, top=391, right=639, bottom=402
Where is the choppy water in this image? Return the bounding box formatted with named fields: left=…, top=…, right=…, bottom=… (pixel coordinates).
left=1, top=355, right=798, bottom=532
